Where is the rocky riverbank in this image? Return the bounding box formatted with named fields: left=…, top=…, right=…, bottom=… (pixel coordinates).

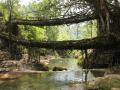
left=0, top=49, right=56, bottom=71
left=87, top=74, right=120, bottom=90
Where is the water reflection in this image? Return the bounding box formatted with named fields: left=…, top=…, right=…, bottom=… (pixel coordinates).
left=0, top=71, right=94, bottom=90
left=0, top=59, right=95, bottom=90
left=48, top=59, right=80, bottom=70
left=54, top=71, right=83, bottom=82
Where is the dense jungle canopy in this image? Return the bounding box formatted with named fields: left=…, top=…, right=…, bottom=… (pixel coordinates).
left=0, top=0, right=119, bottom=68
left=0, top=1, right=120, bottom=90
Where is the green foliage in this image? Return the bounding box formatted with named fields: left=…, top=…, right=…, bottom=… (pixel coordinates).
left=28, top=0, right=61, bottom=18
left=57, top=26, right=71, bottom=41
left=0, top=0, right=98, bottom=42
left=19, top=26, right=46, bottom=41
left=77, top=21, right=97, bottom=39
left=0, top=0, right=20, bottom=20
left=0, top=2, right=9, bottom=21
left=45, top=26, right=59, bottom=41
left=0, top=0, right=98, bottom=59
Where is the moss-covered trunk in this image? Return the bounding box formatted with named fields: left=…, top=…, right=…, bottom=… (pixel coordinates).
left=83, top=0, right=120, bottom=69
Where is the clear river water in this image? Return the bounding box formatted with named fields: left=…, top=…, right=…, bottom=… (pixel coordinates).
left=0, top=59, right=97, bottom=90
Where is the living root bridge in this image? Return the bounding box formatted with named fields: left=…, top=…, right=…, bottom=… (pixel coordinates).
left=13, top=2, right=120, bottom=27
left=0, top=33, right=119, bottom=50
left=14, top=16, right=96, bottom=26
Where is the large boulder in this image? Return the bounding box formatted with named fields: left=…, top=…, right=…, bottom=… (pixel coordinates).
left=33, top=63, right=49, bottom=71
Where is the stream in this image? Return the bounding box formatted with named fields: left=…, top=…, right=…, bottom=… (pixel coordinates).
left=0, top=58, right=104, bottom=90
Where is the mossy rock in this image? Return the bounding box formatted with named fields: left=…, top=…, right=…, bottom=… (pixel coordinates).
left=52, top=66, right=67, bottom=71
left=33, top=63, right=49, bottom=71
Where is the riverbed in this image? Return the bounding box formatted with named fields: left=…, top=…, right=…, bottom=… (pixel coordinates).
left=0, top=58, right=103, bottom=90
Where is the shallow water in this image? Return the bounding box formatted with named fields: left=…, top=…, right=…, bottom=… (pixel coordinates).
left=0, top=59, right=95, bottom=90
left=48, top=58, right=81, bottom=70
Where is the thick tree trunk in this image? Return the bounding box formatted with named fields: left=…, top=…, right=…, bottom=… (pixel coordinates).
left=96, top=0, right=110, bottom=36
left=114, top=0, right=119, bottom=7
left=85, top=0, right=120, bottom=69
